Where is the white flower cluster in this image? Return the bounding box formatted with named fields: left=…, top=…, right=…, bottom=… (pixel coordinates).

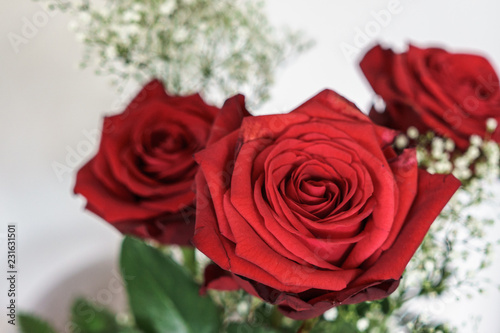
left=391, top=119, right=500, bottom=332
left=37, top=0, right=312, bottom=106
left=395, top=121, right=500, bottom=184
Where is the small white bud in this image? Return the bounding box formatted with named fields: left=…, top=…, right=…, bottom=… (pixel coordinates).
left=452, top=167, right=472, bottom=180
left=160, top=1, right=176, bottom=15
left=466, top=146, right=481, bottom=160
left=173, top=27, right=189, bottom=43
left=236, top=301, right=249, bottom=315
left=407, top=126, right=419, bottom=139
left=435, top=160, right=453, bottom=173
left=105, top=46, right=117, bottom=59
left=373, top=96, right=386, bottom=112
left=323, top=308, right=338, bottom=321
left=395, top=134, right=409, bottom=149
left=454, top=157, right=469, bottom=169
left=132, top=3, right=144, bottom=12
left=431, top=137, right=445, bottom=159
left=475, top=163, right=488, bottom=177
left=470, top=135, right=483, bottom=147
left=356, top=318, right=370, bottom=331
left=486, top=118, right=498, bottom=132
left=444, top=139, right=455, bottom=152
left=123, top=10, right=141, bottom=22
left=424, top=260, right=435, bottom=272
left=416, top=149, right=427, bottom=163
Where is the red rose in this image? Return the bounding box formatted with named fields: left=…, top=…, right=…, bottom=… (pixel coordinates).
left=360, top=44, right=500, bottom=150
left=74, top=79, right=219, bottom=245
left=194, top=90, right=460, bottom=319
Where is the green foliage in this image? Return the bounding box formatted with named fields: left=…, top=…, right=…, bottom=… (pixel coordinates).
left=18, top=313, right=58, bottom=333
left=71, top=298, right=142, bottom=333
left=35, top=0, right=312, bottom=107
left=120, top=236, right=221, bottom=333
left=226, top=323, right=282, bottom=333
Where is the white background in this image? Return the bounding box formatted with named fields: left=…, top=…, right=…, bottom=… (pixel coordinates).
left=1, top=0, right=499, bottom=332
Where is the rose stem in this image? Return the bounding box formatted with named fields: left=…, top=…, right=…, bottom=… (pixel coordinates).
left=181, top=246, right=197, bottom=276
left=297, top=317, right=319, bottom=333
left=270, top=306, right=284, bottom=329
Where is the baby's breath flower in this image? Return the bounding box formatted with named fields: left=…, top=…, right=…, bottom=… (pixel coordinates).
left=453, top=157, right=469, bottom=170
left=159, top=1, right=176, bottom=15
left=323, top=308, right=338, bottom=321
left=399, top=128, right=499, bottom=331
left=416, top=147, right=428, bottom=164
left=465, top=146, right=481, bottom=160
left=407, top=126, right=419, bottom=139
left=43, top=0, right=312, bottom=107
left=475, top=163, right=488, bottom=177
left=373, top=95, right=386, bottom=112
left=236, top=301, right=249, bottom=315
left=431, top=137, right=445, bottom=159
left=395, top=134, right=409, bottom=149
left=444, top=138, right=455, bottom=152
left=434, top=160, right=453, bottom=173
left=470, top=135, right=483, bottom=147
left=486, top=118, right=498, bottom=133
left=357, top=318, right=370, bottom=331
left=452, top=166, right=472, bottom=180
left=123, top=10, right=141, bottom=23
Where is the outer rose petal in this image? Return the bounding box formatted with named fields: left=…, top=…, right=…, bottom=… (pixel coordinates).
left=352, top=170, right=461, bottom=285
left=194, top=131, right=242, bottom=270
left=75, top=160, right=158, bottom=222
left=208, top=94, right=250, bottom=145
left=277, top=279, right=400, bottom=320
left=116, top=213, right=195, bottom=246
left=200, top=264, right=240, bottom=295
left=292, top=89, right=369, bottom=123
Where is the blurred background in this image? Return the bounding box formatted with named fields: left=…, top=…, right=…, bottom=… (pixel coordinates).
left=1, top=0, right=499, bottom=332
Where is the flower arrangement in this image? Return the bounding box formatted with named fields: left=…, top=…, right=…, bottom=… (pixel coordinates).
left=357, top=43, right=500, bottom=332
left=35, top=0, right=311, bottom=106
left=19, top=2, right=500, bottom=333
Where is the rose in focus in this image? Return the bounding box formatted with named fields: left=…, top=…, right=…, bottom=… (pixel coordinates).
left=194, top=90, right=460, bottom=319
left=74, top=79, right=219, bottom=245
left=360, top=44, right=500, bottom=150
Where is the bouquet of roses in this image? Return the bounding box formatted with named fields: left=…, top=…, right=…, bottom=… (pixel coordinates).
left=20, top=40, right=500, bottom=332
left=17, top=3, right=500, bottom=331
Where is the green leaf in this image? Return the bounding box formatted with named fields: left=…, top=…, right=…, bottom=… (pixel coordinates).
left=380, top=298, right=391, bottom=315
left=310, top=319, right=359, bottom=333
left=120, top=236, right=221, bottom=333
left=117, top=328, right=143, bottom=333
left=355, top=302, right=370, bottom=317
left=18, top=313, right=58, bottom=333
left=224, top=304, right=299, bottom=333
left=71, top=298, right=123, bottom=333
left=226, top=323, right=281, bottom=333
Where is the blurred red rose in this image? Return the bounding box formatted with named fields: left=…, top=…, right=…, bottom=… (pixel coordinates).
left=360, top=44, right=500, bottom=149
left=194, top=90, right=460, bottom=319
left=74, top=79, right=219, bottom=245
